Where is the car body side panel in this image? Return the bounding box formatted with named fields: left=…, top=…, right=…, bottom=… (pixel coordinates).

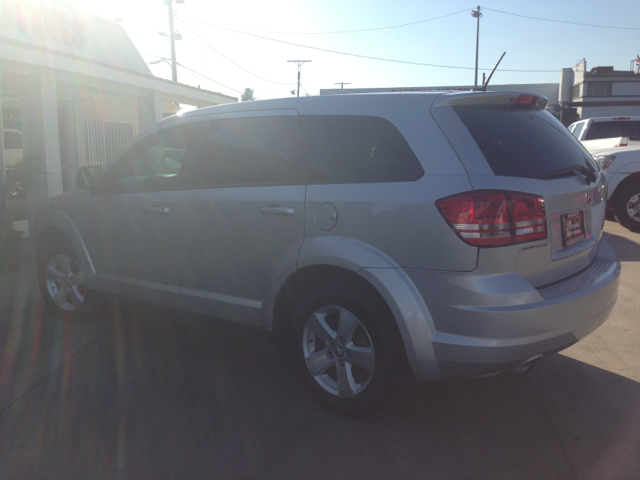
left=302, top=177, right=477, bottom=272
left=610, top=159, right=640, bottom=175
left=87, top=190, right=182, bottom=307
left=175, top=185, right=306, bottom=328
left=607, top=172, right=634, bottom=200
left=34, top=203, right=97, bottom=287
left=360, top=267, right=441, bottom=381
left=604, top=158, right=640, bottom=199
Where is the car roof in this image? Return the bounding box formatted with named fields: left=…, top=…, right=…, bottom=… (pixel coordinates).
left=167, top=90, right=549, bottom=124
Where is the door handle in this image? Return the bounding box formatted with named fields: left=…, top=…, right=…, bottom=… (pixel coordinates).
left=146, top=206, right=170, bottom=214
left=259, top=206, right=295, bottom=216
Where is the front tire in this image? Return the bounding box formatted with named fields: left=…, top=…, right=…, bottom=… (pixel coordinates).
left=612, top=182, right=640, bottom=233
left=291, top=282, right=400, bottom=416
left=38, top=238, right=97, bottom=321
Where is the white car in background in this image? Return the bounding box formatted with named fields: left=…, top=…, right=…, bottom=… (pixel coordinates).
left=592, top=146, right=640, bottom=232
left=568, top=116, right=640, bottom=148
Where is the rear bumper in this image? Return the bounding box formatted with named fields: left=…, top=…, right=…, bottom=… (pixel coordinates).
left=405, top=239, right=620, bottom=380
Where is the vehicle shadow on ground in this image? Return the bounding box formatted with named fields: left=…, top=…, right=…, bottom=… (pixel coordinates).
left=1, top=298, right=639, bottom=479
left=602, top=230, right=640, bottom=262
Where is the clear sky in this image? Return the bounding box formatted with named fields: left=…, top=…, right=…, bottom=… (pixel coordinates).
left=70, top=0, right=640, bottom=101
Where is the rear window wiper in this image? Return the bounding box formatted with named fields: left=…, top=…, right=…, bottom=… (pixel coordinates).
left=543, top=165, right=597, bottom=184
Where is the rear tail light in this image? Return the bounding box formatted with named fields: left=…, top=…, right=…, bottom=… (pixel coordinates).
left=436, top=191, right=547, bottom=247
left=508, top=94, right=547, bottom=111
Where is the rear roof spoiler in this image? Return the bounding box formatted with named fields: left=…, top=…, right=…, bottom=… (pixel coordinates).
left=433, top=92, right=548, bottom=111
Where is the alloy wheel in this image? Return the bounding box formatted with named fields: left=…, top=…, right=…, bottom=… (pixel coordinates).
left=626, top=193, right=640, bottom=223
left=302, top=305, right=375, bottom=398
left=45, top=254, right=87, bottom=312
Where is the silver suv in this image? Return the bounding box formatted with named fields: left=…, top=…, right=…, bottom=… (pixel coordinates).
left=36, top=92, right=621, bottom=415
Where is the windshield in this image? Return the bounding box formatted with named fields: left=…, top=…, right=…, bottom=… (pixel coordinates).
left=453, top=106, right=597, bottom=180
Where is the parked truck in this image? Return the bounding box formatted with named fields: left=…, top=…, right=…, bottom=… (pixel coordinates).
left=566, top=117, right=640, bottom=231
left=568, top=116, right=640, bottom=148
left=592, top=146, right=640, bottom=232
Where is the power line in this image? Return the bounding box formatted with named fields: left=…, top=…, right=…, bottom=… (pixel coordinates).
left=177, top=63, right=244, bottom=94
left=177, top=19, right=296, bottom=85
left=180, top=18, right=557, bottom=73
left=142, top=51, right=246, bottom=95
left=249, top=8, right=470, bottom=35
left=485, top=7, right=640, bottom=31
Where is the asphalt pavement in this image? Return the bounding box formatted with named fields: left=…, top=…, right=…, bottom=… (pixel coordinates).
left=0, top=221, right=639, bottom=479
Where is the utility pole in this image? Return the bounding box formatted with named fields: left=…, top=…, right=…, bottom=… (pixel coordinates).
left=471, top=6, right=482, bottom=91
left=166, top=0, right=178, bottom=82
left=335, top=82, right=350, bottom=89
left=288, top=60, right=311, bottom=97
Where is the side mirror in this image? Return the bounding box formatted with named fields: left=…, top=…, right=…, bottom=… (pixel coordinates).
left=76, top=165, right=101, bottom=193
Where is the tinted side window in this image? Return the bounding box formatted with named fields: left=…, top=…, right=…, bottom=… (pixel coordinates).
left=181, top=116, right=305, bottom=188
left=453, top=106, right=595, bottom=180
left=584, top=121, right=640, bottom=141
left=102, top=122, right=202, bottom=193
left=299, top=115, right=424, bottom=184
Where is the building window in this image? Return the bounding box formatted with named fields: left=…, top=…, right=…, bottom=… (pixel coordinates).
left=586, top=82, right=612, bottom=97
left=571, top=84, right=581, bottom=99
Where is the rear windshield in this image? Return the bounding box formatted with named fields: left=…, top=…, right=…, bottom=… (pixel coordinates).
left=453, top=106, right=596, bottom=179
left=584, top=120, right=640, bottom=141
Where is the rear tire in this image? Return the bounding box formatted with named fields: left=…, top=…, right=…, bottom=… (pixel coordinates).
left=290, top=281, right=401, bottom=416
left=612, top=182, right=640, bottom=233
left=38, top=237, right=98, bottom=321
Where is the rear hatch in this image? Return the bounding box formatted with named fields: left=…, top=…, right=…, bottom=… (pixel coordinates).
left=431, top=92, right=606, bottom=287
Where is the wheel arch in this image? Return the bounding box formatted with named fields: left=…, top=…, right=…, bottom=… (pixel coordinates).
left=609, top=170, right=640, bottom=202
left=270, top=263, right=441, bottom=382
left=35, top=210, right=96, bottom=286
left=272, top=265, right=386, bottom=336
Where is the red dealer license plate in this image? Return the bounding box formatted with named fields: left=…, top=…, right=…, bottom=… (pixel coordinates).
left=562, top=210, right=586, bottom=247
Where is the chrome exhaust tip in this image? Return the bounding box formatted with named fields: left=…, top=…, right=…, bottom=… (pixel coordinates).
left=508, top=355, right=543, bottom=376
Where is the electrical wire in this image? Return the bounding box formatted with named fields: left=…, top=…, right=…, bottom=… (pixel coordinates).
left=177, top=19, right=297, bottom=85
left=180, top=18, right=557, bottom=73
left=484, top=7, right=640, bottom=31
left=141, top=52, right=244, bottom=95
left=245, top=8, right=470, bottom=35
left=177, top=63, right=245, bottom=94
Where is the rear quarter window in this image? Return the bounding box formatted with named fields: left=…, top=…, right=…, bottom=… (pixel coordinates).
left=452, top=106, right=595, bottom=179
left=299, top=115, right=424, bottom=184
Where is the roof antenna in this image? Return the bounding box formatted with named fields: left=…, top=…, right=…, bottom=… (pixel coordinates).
left=479, top=52, right=506, bottom=92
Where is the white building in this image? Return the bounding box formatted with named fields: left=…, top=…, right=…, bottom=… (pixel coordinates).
left=0, top=0, right=236, bottom=232
left=559, top=60, right=640, bottom=124
left=321, top=60, right=640, bottom=126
